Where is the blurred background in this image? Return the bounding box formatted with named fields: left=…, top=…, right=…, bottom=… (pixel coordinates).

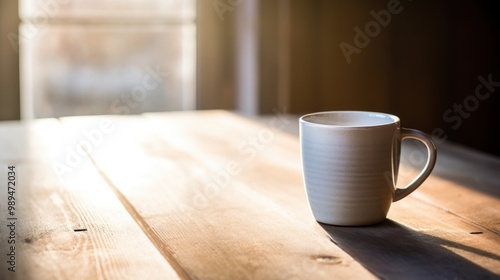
left=1, top=0, right=499, bottom=156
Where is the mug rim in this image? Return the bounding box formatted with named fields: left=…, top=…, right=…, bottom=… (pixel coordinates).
left=300, top=111, right=400, bottom=128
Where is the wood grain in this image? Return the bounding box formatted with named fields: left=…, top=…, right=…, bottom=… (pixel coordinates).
left=1, top=111, right=499, bottom=279
left=257, top=114, right=500, bottom=233
left=0, top=119, right=180, bottom=280
left=229, top=112, right=500, bottom=278
left=322, top=191, right=500, bottom=279
left=260, top=114, right=500, bottom=279
left=59, top=111, right=377, bottom=280
left=397, top=140, right=500, bottom=235
left=322, top=217, right=499, bottom=280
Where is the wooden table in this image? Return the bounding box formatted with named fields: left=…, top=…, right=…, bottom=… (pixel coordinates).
left=0, top=110, right=499, bottom=280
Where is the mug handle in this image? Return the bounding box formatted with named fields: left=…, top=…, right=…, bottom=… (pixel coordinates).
left=393, top=128, right=437, bottom=202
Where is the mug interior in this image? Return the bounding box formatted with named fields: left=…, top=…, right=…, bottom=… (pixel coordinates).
left=301, top=111, right=399, bottom=127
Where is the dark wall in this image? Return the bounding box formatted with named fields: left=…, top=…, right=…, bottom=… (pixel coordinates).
left=443, top=0, right=500, bottom=156
left=284, top=0, right=500, bottom=156
left=0, top=0, right=20, bottom=121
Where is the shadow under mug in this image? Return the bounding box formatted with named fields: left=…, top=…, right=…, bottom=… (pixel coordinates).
left=300, top=111, right=437, bottom=226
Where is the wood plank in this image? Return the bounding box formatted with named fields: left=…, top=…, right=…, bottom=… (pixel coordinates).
left=322, top=194, right=500, bottom=279
left=398, top=140, right=500, bottom=234
left=140, top=111, right=499, bottom=279
left=59, top=111, right=500, bottom=279
left=256, top=114, right=500, bottom=233
left=253, top=114, right=500, bottom=277
left=322, top=207, right=500, bottom=279
left=59, top=111, right=377, bottom=280
left=0, top=119, right=181, bottom=279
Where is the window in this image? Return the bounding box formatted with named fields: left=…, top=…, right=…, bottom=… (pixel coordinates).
left=20, top=0, right=196, bottom=118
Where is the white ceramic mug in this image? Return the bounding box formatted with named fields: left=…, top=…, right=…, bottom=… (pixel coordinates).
left=300, top=111, right=437, bottom=226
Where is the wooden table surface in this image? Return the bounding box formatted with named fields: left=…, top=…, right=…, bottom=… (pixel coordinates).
left=0, top=110, right=498, bottom=280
